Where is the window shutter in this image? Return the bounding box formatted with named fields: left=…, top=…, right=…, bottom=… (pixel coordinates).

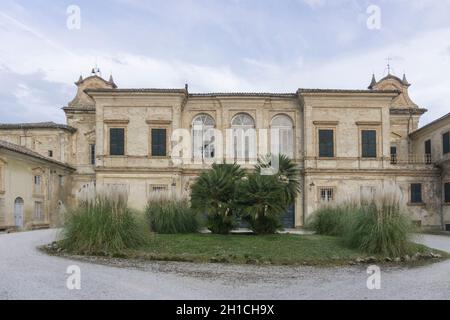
left=110, top=128, right=125, bottom=156
left=445, top=182, right=450, bottom=203
left=443, top=132, right=450, bottom=155
left=318, top=129, right=334, bottom=158
left=362, top=130, right=377, bottom=158
left=152, top=129, right=167, bottom=156
left=410, top=183, right=422, bottom=203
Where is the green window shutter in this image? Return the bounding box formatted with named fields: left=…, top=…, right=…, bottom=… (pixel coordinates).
left=152, top=128, right=167, bottom=156
left=410, top=183, right=422, bottom=203
left=110, top=128, right=125, bottom=155
left=318, top=129, right=334, bottom=158
left=362, top=130, right=377, bottom=158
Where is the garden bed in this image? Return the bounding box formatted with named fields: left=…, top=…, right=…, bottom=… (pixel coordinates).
left=44, top=233, right=448, bottom=267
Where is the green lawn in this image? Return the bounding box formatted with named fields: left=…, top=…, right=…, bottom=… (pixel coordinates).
left=120, top=233, right=440, bottom=266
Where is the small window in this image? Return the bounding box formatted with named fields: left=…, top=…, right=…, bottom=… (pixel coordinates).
left=34, top=175, right=42, bottom=193
left=410, top=183, right=423, bottom=204
left=319, top=187, right=334, bottom=202
left=151, top=128, right=167, bottom=157
left=443, top=132, right=450, bottom=155
left=390, top=146, right=397, bottom=164
left=110, top=128, right=125, bottom=156
left=48, top=150, right=53, bottom=158
left=34, top=201, right=43, bottom=221
left=361, top=130, right=377, bottom=158
left=318, top=129, right=334, bottom=158
left=424, top=139, right=432, bottom=164
left=444, top=182, right=450, bottom=203
left=90, top=144, right=96, bottom=165
left=59, top=175, right=65, bottom=187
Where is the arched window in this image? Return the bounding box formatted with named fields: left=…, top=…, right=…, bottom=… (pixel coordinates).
left=271, top=114, right=294, bottom=158
left=231, top=113, right=256, bottom=162
left=192, top=114, right=215, bottom=160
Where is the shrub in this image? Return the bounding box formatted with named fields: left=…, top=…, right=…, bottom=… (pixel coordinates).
left=191, top=163, right=245, bottom=234
left=344, top=191, right=416, bottom=256
left=146, top=194, right=199, bottom=234
left=60, top=186, right=147, bottom=255
left=238, top=174, right=286, bottom=234
left=306, top=205, right=355, bottom=237
left=309, top=187, right=416, bottom=256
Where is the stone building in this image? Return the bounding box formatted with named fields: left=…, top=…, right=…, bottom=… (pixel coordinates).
left=0, top=71, right=449, bottom=230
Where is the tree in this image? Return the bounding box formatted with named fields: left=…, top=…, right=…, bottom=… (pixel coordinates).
left=190, top=163, right=245, bottom=234
left=238, top=174, right=286, bottom=234
left=255, top=154, right=301, bottom=207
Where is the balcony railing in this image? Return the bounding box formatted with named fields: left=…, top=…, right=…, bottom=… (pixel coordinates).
left=390, top=154, right=432, bottom=165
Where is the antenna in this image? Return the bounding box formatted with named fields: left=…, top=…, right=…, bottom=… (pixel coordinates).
left=385, top=56, right=392, bottom=75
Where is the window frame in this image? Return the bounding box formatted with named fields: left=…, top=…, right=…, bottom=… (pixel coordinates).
left=410, top=183, right=423, bottom=204
left=108, top=127, right=126, bottom=156
left=318, top=128, right=335, bottom=158
left=361, top=129, right=378, bottom=158
left=270, top=114, right=294, bottom=159
left=0, top=157, right=5, bottom=194
left=443, top=131, right=450, bottom=155
left=231, top=113, right=256, bottom=162
left=318, top=186, right=335, bottom=202
left=89, top=143, right=96, bottom=165
left=146, top=120, right=171, bottom=158
left=34, top=201, right=44, bottom=222
left=444, top=182, right=450, bottom=204
left=424, top=139, right=432, bottom=164
left=192, top=114, right=216, bottom=161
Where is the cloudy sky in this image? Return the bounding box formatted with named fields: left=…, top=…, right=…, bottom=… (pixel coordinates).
left=0, top=0, right=449, bottom=126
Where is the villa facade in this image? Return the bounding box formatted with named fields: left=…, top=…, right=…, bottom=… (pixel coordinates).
left=0, top=72, right=449, bottom=230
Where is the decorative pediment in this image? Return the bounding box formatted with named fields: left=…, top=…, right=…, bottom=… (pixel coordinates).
left=368, top=73, right=418, bottom=109
left=68, top=73, right=117, bottom=108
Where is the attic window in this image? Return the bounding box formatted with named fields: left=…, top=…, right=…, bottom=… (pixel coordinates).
left=48, top=150, right=53, bottom=158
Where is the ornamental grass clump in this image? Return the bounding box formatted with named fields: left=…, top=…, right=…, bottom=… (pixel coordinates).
left=60, top=184, right=147, bottom=255
left=306, top=204, right=357, bottom=237
left=344, top=187, right=416, bottom=256
left=146, top=192, right=200, bottom=234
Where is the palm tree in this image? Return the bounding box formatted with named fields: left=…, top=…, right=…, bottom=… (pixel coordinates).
left=255, top=154, right=301, bottom=207
left=238, top=173, right=286, bottom=234
left=190, top=163, right=245, bottom=234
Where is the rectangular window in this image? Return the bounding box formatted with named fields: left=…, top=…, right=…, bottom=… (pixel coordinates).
left=151, top=128, right=167, bottom=157
left=318, top=129, right=334, bottom=158
left=424, top=139, right=432, bottom=164
left=410, top=183, right=423, bottom=204
left=48, top=150, right=53, bottom=158
left=361, top=130, right=377, bottom=158
left=34, top=201, right=43, bottom=221
left=390, top=146, right=397, bottom=164
left=110, top=128, right=125, bottom=156
left=59, top=175, right=65, bottom=187
left=0, top=198, right=5, bottom=223
left=34, top=175, right=42, bottom=193
left=319, top=187, right=334, bottom=202
left=90, top=144, right=96, bottom=165
left=443, top=132, right=450, bottom=155
left=444, top=182, right=450, bottom=203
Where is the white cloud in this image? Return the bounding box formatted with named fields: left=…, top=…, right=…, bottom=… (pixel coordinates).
left=0, top=5, right=449, bottom=127
left=302, top=0, right=326, bottom=9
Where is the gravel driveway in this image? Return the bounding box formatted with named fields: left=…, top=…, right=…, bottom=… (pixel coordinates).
left=0, top=229, right=448, bottom=300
